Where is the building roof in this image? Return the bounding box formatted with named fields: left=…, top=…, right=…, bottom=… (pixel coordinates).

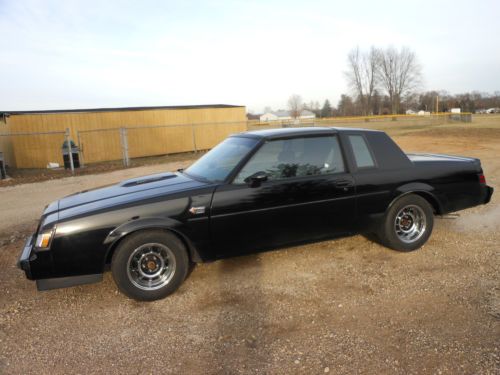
left=0, top=104, right=244, bottom=116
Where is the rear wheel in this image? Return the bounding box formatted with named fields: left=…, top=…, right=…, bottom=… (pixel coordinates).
left=111, top=230, right=189, bottom=301
left=378, top=194, right=434, bottom=251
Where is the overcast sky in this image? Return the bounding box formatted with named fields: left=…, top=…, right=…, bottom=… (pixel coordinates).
left=1, top=0, right=499, bottom=113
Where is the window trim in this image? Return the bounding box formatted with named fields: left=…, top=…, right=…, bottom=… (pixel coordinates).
left=346, top=133, right=378, bottom=170
left=228, top=134, right=347, bottom=185
left=224, top=136, right=265, bottom=184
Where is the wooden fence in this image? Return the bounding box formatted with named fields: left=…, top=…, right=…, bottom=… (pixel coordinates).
left=248, top=112, right=472, bottom=129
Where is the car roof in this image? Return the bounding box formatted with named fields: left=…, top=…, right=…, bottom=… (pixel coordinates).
left=234, top=126, right=382, bottom=140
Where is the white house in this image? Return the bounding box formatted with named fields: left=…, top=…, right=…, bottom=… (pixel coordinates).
left=259, top=110, right=316, bottom=122
left=260, top=110, right=290, bottom=122
left=300, top=110, right=316, bottom=120
left=417, top=110, right=431, bottom=116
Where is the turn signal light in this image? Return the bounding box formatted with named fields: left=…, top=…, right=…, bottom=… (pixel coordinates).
left=478, top=174, right=486, bottom=184
left=35, top=230, right=54, bottom=249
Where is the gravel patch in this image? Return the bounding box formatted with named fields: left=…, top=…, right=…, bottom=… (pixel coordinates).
left=0, top=128, right=499, bottom=374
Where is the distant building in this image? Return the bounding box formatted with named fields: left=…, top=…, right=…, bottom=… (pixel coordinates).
left=450, top=108, right=461, bottom=114
left=259, top=110, right=316, bottom=122
left=299, top=110, right=316, bottom=120
left=260, top=110, right=291, bottom=122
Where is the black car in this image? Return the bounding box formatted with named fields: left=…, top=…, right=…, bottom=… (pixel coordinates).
left=18, top=127, right=493, bottom=301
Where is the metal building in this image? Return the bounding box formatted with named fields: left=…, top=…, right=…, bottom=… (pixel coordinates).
left=0, top=104, right=246, bottom=168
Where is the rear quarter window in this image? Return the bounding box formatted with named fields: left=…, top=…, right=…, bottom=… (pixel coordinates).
left=348, top=135, right=375, bottom=168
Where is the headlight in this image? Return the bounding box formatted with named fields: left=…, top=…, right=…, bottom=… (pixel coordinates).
left=35, top=229, right=54, bottom=249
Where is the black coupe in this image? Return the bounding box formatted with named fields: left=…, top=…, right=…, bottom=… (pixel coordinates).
left=18, top=127, right=493, bottom=300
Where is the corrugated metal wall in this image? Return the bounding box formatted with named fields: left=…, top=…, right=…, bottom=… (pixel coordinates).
left=5, top=106, right=247, bottom=168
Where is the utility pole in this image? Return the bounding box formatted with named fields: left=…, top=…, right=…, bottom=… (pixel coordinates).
left=436, top=96, right=439, bottom=113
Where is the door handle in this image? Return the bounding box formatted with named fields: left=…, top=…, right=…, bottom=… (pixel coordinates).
left=334, top=179, right=353, bottom=188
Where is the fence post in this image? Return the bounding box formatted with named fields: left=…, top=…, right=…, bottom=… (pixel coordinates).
left=191, top=123, right=198, bottom=153
left=76, top=131, right=85, bottom=168
left=65, top=128, right=75, bottom=175
left=120, top=127, right=130, bottom=167
left=0, top=151, right=6, bottom=179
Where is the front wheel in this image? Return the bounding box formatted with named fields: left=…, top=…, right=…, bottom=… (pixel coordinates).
left=378, top=194, right=434, bottom=251
left=111, top=230, right=189, bottom=301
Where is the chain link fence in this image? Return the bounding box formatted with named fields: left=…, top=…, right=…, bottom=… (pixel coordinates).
left=75, top=121, right=247, bottom=168
left=0, top=114, right=472, bottom=176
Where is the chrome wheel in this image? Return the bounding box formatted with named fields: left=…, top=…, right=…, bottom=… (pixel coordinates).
left=394, top=205, right=427, bottom=244
left=126, top=243, right=176, bottom=291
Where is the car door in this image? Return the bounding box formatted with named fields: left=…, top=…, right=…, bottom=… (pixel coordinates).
left=210, top=134, right=356, bottom=258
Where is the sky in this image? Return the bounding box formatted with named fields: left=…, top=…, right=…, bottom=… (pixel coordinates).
left=0, top=0, right=499, bottom=113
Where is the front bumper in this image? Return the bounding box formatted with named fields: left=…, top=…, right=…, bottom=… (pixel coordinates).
left=17, top=235, right=34, bottom=279
left=17, top=233, right=103, bottom=291
left=484, top=186, right=494, bottom=204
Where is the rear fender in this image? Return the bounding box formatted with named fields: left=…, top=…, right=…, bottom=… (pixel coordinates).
left=390, top=183, right=444, bottom=214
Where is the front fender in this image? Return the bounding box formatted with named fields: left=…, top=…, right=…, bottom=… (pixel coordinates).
left=103, top=217, right=202, bottom=264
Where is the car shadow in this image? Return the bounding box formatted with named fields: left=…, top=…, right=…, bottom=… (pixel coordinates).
left=361, top=232, right=383, bottom=246
left=211, top=254, right=270, bottom=371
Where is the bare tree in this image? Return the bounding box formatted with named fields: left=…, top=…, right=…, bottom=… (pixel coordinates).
left=377, top=46, right=422, bottom=114
left=287, top=94, right=303, bottom=119
left=337, top=94, right=355, bottom=116
left=345, top=46, right=379, bottom=115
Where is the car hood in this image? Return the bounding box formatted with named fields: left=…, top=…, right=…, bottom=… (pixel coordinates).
left=48, top=172, right=208, bottom=218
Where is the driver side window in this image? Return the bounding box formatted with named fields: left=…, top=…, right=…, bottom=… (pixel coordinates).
left=233, top=136, right=345, bottom=184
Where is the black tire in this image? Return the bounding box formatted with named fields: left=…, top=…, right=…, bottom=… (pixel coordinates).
left=111, top=230, right=189, bottom=301
left=377, top=194, right=434, bottom=251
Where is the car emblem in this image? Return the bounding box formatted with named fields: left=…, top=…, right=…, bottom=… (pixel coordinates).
left=189, top=206, right=206, bottom=215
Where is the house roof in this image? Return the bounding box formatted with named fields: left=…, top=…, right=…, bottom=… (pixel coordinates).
left=0, top=104, right=244, bottom=116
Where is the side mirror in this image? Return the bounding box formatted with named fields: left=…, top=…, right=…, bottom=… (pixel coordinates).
left=244, top=171, right=268, bottom=187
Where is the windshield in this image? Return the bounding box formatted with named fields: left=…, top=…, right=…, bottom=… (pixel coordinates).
left=184, top=136, right=258, bottom=182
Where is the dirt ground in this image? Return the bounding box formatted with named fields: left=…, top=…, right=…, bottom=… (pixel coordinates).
left=0, top=120, right=499, bottom=374
left=0, top=151, right=200, bottom=187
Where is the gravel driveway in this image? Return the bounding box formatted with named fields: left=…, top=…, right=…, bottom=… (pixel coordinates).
left=0, top=126, right=499, bottom=374
left=0, top=162, right=189, bottom=239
